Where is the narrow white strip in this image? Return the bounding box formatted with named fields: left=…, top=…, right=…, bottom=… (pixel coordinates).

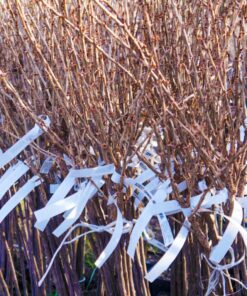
left=127, top=201, right=154, bottom=259
left=0, top=116, right=50, bottom=169
left=40, top=156, right=55, bottom=174
left=70, top=164, right=115, bottom=178
left=95, top=202, right=123, bottom=268
left=34, top=191, right=81, bottom=222
left=217, top=204, right=247, bottom=249
left=34, top=174, right=76, bottom=230
left=209, top=200, right=243, bottom=263
left=134, top=169, right=156, bottom=184
left=38, top=224, right=94, bottom=286
left=0, top=176, right=41, bottom=223
left=128, top=189, right=228, bottom=259
left=145, top=220, right=190, bottom=282
left=38, top=218, right=131, bottom=286
left=128, top=198, right=185, bottom=259
left=35, top=165, right=114, bottom=231
left=0, top=161, right=29, bottom=200
left=53, top=178, right=105, bottom=237
left=201, top=200, right=247, bottom=257
left=200, top=188, right=228, bottom=209
left=62, top=182, right=87, bottom=219
left=144, top=177, right=160, bottom=192
left=240, top=125, right=245, bottom=142
left=0, top=163, right=18, bottom=183
left=177, top=181, right=187, bottom=192
left=153, top=185, right=173, bottom=246
left=158, top=214, right=174, bottom=246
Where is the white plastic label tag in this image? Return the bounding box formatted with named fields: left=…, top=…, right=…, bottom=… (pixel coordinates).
left=145, top=220, right=191, bottom=282
left=0, top=176, right=41, bottom=223
left=53, top=178, right=105, bottom=237
left=35, top=164, right=114, bottom=231
left=0, top=116, right=50, bottom=169
left=34, top=174, right=76, bottom=231
left=209, top=200, right=243, bottom=263
left=63, top=154, right=75, bottom=167
left=0, top=161, right=29, bottom=200
left=40, top=156, right=55, bottom=174
left=95, top=201, right=123, bottom=268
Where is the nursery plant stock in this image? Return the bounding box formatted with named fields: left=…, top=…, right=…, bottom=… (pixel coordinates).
left=0, top=117, right=247, bottom=296
left=0, top=0, right=246, bottom=295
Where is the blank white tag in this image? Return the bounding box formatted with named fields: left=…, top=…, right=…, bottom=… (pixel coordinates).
left=34, top=174, right=76, bottom=231
left=0, top=161, right=29, bottom=200
left=0, top=116, right=50, bottom=169
left=63, top=154, right=75, bottom=167
left=34, top=191, right=82, bottom=222
left=0, top=176, right=41, bottom=223
left=209, top=200, right=243, bottom=263
left=145, top=220, right=190, bottom=282
left=240, top=125, right=245, bottom=142
left=53, top=178, right=105, bottom=237
left=35, top=164, right=114, bottom=231
left=95, top=202, right=123, bottom=268
left=40, top=157, right=55, bottom=174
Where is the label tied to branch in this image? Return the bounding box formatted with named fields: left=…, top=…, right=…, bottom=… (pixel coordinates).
left=40, top=156, right=55, bottom=174
left=95, top=201, right=124, bottom=268
left=0, top=115, right=50, bottom=169
left=0, top=176, right=42, bottom=223
left=128, top=188, right=229, bottom=281
left=112, top=167, right=186, bottom=248
left=208, top=200, right=245, bottom=263
left=34, top=174, right=76, bottom=231
left=145, top=220, right=191, bottom=282
left=4, top=114, right=247, bottom=293
left=0, top=161, right=29, bottom=200
left=34, top=164, right=114, bottom=232
left=53, top=177, right=105, bottom=237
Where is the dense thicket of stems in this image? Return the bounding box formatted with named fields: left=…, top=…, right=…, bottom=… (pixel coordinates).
left=0, top=0, right=246, bottom=295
